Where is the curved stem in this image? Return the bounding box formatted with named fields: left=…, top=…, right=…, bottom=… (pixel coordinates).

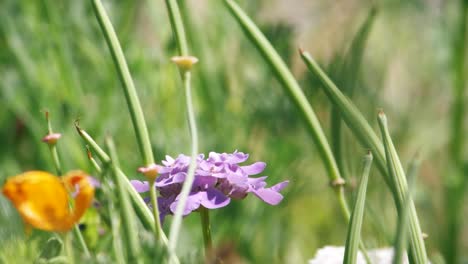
left=90, top=0, right=164, bottom=242
left=168, top=70, right=199, bottom=252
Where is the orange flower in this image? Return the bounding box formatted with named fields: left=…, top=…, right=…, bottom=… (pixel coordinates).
left=2, top=170, right=95, bottom=232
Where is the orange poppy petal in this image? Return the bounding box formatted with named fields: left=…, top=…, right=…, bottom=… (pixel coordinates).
left=2, top=170, right=96, bottom=232
left=2, top=171, right=72, bottom=231
left=62, top=170, right=95, bottom=223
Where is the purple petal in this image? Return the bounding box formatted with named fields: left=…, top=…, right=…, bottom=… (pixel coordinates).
left=193, top=176, right=217, bottom=190
left=87, top=176, right=101, bottom=188
left=158, top=195, right=176, bottom=223
left=252, top=188, right=284, bottom=205
left=241, top=162, right=266, bottom=175
left=201, top=188, right=231, bottom=209
left=131, top=180, right=150, bottom=193
left=247, top=176, right=268, bottom=189
left=271, top=180, right=289, bottom=192
left=227, top=172, right=248, bottom=186
left=170, top=192, right=203, bottom=216
left=162, top=155, right=175, bottom=166
left=225, top=151, right=249, bottom=164
left=155, top=172, right=186, bottom=187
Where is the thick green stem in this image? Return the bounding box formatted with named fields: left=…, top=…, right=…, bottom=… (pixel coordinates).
left=300, top=51, right=392, bottom=190
left=378, top=112, right=427, bottom=264
left=165, top=0, right=188, bottom=55
left=64, top=232, right=74, bottom=264
left=90, top=0, right=155, bottom=166
left=223, top=0, right=350, bottom=221
left=393, top=156, right=420, bottom=264
left=90, top=0, right=165, bottom=242
left=200, top=207, right=213, bottom=256
left=444, top=1, right=467, bottom=263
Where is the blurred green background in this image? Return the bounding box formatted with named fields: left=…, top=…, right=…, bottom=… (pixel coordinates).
left=0, top=0, right=466, bottom=263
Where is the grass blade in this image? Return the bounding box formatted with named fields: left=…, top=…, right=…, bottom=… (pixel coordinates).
left=393, top=155, right=420, bottom=264
left=330, top=7, right=377, bottom=175
left=75, top=124, right=169, bottom=244
left=377, top=111, right=427, bottom=264
left=223, top=0, right=349, bottom=219
left=300, top=51, right=391, bottom=190
left=90, top=0, right=155, bottom=166
left=343, top=151, right=373, bottom=264
left=105, top=137, right=141, bottom=263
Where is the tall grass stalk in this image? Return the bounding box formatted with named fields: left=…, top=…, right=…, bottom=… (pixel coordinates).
left=105, top=137, right=141, bottom=263
left=90, top=0, right=164, bottom=241
left=444, top=1, right=467, bottom=263
left=330, top=7, right=377, bottom=177
left=75, top=124, right=169, bottom=245
left=300, top=51, right=392, bottom=190
left=164, top=0, right=204, bottom=258
left=393, top=155, right=420, bottom=264
left=223, top=0, right=350, bottom=220
left=378, top=112, right=427, bottom=263
left=343, top=152, right=373, bottom=264
left=301, top=50, right=427, bottom=263
left=44, top=112, right=90, bottom=258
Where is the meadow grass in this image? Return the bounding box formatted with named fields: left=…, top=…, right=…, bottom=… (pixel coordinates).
left=0, top=0, right=466, bottom=263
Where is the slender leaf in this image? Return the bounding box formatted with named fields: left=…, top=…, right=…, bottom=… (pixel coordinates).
left=393, top=155, right=420, bottom=264
left=223, top=0, right=349, bottom=217
left=343, top=152, right=373, bottom=264
left=105, top=137, right=141, bottom=263
left=378, top=112, right=427, bottom=264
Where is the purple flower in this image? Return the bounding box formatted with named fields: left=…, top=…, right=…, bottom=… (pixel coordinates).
left=130, top=151, right=288, bottom=222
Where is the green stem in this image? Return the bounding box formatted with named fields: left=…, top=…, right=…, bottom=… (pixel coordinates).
left=200, top=207, right=212, bottom=256
left=105, top=137, right=141, bottom=263
left=165, top=0, right=188, bottom=55
left=45, top=114, right=89, bottom=258
left=168, top=70, right=199, bottom=253
left=444, top=1, right=467, bottom=263
left=90, top=0, right=165, bottom=245
left=223, top=0, right=350, bottom=221
left=149, top=180, right=163, bottom=241
left=164, top=0, right=200, bottom=258
left=299, top=51, right=392, bottom=190
left=90, top=0, right=155, bottom=166
left=378, top=112, right=427, bottom=264
left=343, top=152, right=373, bottom=264
left=49, top=146, right=62, bottom=176
left=72, top=226, right=90, bottom=259
left=64, top=232, right=74, bottom=264
left=393, top=156, right=420, bottom=264
left=75, top=124, right=169, bottom=245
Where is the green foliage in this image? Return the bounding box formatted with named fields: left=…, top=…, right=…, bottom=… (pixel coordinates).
left=0, top=0, right=466, bottom=263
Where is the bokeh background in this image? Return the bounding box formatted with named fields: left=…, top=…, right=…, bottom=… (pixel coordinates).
left=0, top=0, right=466, bottom=263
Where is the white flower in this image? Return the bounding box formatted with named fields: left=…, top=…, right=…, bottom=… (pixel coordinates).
left=309, top=246, right=409, bottom=264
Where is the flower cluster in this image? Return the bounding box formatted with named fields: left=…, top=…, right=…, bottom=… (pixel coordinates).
left=131, top=151, right=288, bottom=222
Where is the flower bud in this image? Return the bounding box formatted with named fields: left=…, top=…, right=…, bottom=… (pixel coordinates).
left=42, top=133, right=62, bottom=146
left=171, top=55, right=199, bottom=72
left=137, top=164, right=159, bottom=181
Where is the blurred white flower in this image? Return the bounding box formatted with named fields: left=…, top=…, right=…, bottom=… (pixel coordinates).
left=308, top=246, right=409, bottom=264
